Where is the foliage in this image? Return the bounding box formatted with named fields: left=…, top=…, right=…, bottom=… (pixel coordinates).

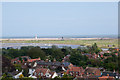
left=69, top=52, right=88, bottom=67
left=61, top=74, right=73, bottom=80
left=22, top=68, right=29, bottom=77
left=14, top=64, right=22, bottom=72
left=27, top=47, right=46, bottom=60
left=2, top=56, right=15, bottom=73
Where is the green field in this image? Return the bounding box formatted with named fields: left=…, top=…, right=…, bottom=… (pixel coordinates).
left=2, top=39, right=118, bottom=48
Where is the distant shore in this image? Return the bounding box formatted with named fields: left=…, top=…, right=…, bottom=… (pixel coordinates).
left=0, top=37, right=114, bottom=41
left=0, top=38, right=118, bottom=48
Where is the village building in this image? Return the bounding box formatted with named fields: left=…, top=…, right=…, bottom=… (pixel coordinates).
left=66, top=66, right=84, bottom=77
left=33, top=68, right=58, bottom=78
left=11, top=56, right=30, bottom=64
left=84, top=67, right=101, bottom=77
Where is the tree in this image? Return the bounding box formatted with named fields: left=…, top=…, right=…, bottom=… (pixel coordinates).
left=69, top=52, right=88, bottom=67
left=51, top=49, right=64, bottom=61
left=2, top=56, right=15, bottom=73
left=19, top=57, right=23, bottom=63
left=14, top=64, right=22, bottom=72
left=27, top=47, right=46, bottom=60
left=7, top=49, right=20, bottom=58
left=91, top=43, right=100, bottom=54
left=22, top=68, right=29, bottom=77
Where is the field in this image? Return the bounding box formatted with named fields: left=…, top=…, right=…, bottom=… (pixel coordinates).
left=1, top=38, right=118, bottom=48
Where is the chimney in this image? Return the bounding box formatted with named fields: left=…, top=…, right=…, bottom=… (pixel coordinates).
left=107, top=74, right=109, bottom=76
left=113, top=69, right=115, bottom=73
left=45, top=59, right=48, bottom=62
left=53, top=58, right=56, bottom=62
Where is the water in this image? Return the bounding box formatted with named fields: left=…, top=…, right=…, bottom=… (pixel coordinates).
left=1, top=43, right=86, bottom=49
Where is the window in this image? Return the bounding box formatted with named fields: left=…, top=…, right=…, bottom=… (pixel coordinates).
left=29, top=63, right=31, bottom=65
left=38, top=73, right=40, bottom=75
left=41, top=73, right=43, bottom=76
left=24, top=63, right=27, bottom=65
left=35, top=72, right=37, bottom=75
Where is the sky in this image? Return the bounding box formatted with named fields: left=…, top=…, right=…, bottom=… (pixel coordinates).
left=2, top=2, right=118, bottom=37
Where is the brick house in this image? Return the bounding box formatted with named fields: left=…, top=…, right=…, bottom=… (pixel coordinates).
left=36, top=60, right=62, bottom=69
left=33, top=68, right=58, bottom=78
left=11, top=56, right=30, bottom=64
left=66, top=66, right=84, bottom=77
left=84, top=67, right=101, bottom=76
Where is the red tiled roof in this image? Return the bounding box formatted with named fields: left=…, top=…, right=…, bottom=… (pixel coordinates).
left=115, top=53, right=118, bottom=56
left=98, top=76, right=115, bottom=79
left=11, top=59, right=17, bottom=62
left=11, top=56, right=30, bottom=62
left=66, top=67, right=84, bottom=74
left=28, top=57, right=40, bottom=62
left=34, top=68, right=49, bottom=76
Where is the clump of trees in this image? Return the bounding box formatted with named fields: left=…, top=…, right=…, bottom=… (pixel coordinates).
left=2, top=56, right=15, bottom=73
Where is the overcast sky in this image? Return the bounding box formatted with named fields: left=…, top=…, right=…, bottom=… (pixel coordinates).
left=2, top=2, right=118, bottom=37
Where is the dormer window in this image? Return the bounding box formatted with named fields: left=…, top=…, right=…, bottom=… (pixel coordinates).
left=24, top=63, right=27, bottom=65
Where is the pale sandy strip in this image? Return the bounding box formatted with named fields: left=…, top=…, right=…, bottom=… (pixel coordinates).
left=0, top=38, right=112, bottom=41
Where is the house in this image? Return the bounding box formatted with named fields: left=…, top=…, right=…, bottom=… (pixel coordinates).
left=66, top=66, right=84, bottom=77
left=11, top=59, right=21, bottom=64
left=33, top=68, right=58, bottom=78
left=21, top=61, right=37, bottom=69
left=11, top=56, right=40, bottom=64
left=33, top=68, right=50, bottom=78
left=36, top=60, right=62, bottom=69
left=50, top=71, right=58, bottom=78
left=101, top=71, right=118, bottom=79
left=84, top=67, right=101, bottom=77
left=76, top=67, right=101, bottom=80
left=11, top=56, right=30, bottom=64
left=62, top=61, right=71, bottom=70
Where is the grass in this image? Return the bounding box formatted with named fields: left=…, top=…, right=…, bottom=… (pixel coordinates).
left=2, top=39, right=118, bottom=48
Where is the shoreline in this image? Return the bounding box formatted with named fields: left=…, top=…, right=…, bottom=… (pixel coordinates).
left=0, top=38, right=115, bottom=41
left=0, top=38, right=118, bottom=48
